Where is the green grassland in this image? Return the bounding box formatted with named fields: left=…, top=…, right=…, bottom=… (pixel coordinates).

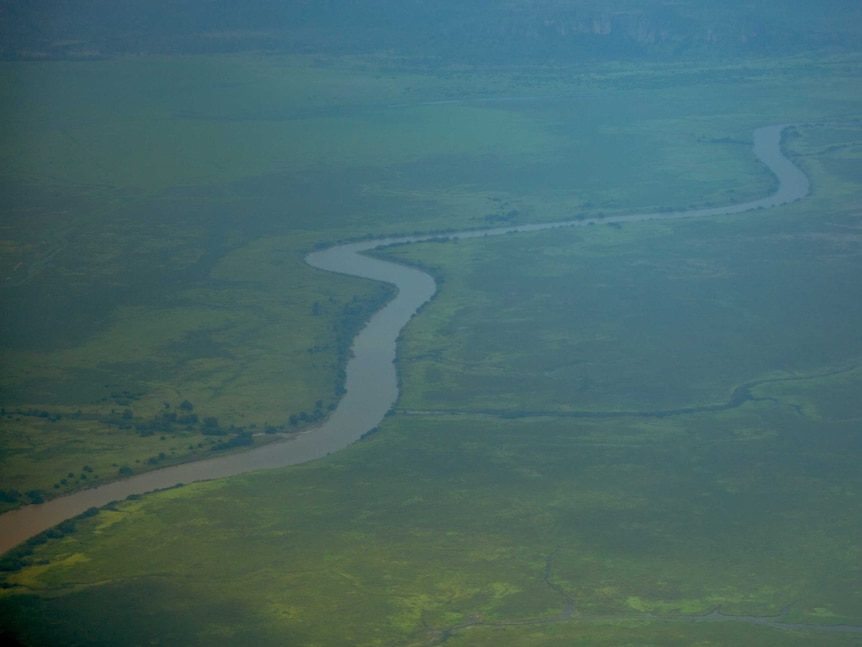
left=1, top=51, right=862, bottom=645
left=384, top=124, right=862, bottom=415
left=5, top=52, right=845, bottom=501
left=1, top=395, right=860, bottom=645
left=1, top=53, right=573, bottom=500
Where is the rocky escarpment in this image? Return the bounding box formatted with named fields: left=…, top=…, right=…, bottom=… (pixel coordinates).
left=440, top=1, right=862, bottom=60
left=1, top=0, right=861, bottom=61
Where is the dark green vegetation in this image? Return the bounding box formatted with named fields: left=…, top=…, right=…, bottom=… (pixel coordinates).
left=0, top=55, right=409, bottom=500
left=6, top=50, right=854, bottom=502
left=1, top=5, right=862, bottom=644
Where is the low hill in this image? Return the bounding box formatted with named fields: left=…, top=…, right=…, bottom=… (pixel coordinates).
left=2, top=0, right=861, bottom=62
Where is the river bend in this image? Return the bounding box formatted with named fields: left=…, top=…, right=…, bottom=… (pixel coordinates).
left=0, top=124, right=809, bottom=554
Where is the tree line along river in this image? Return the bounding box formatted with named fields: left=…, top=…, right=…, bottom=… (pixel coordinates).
left=0, top=124, right=810, bottom=555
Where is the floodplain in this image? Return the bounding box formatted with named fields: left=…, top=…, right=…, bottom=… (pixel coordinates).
left=1, top=52, right=861, bottom=646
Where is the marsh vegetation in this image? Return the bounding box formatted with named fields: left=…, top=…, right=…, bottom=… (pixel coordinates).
left=1, top=6, right=862, bottom=644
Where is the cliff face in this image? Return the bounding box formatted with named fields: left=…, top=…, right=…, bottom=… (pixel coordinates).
left=492, top=9, right=735, bottom=45
left=2, top=0, right=860, bottom=61
left=448, top=1, right=861, bottom=60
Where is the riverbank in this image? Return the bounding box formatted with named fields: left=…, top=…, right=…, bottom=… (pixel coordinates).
left=0, top=123, right=810, bottom=555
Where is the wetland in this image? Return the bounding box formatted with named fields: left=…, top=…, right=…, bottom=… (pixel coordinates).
left=1, top=48, right=862, bottom=646
left=0, top=122, right=812, bottom=553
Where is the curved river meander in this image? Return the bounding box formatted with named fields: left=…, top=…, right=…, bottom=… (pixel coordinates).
left=0, top=124, right=810, bottom=555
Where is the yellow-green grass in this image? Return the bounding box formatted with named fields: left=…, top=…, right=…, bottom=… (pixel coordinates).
left=0, top=413, right=220, bottom=504
left=1, top=382, right=860, bottom=645
left=431, top=622, right=861, bottom=647
left=0, top=54, right=695, bottom=501
left=1, top=52, right=860, bottom=497
left=0, top=229, right=393, bottom=499
left=0, top=54, right=862, bottom=645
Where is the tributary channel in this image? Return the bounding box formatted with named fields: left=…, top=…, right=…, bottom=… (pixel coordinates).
left=0, top=124, right=809, bottom=555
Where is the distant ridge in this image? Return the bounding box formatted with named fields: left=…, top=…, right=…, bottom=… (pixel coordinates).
left=2, top=0, right=862, bottom=61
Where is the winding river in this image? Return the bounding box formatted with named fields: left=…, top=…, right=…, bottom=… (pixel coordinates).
left=0, top=124, right=809, bottom=555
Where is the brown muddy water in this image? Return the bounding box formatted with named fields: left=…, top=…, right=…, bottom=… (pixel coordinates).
left=0, top=124, right=809, bottom=554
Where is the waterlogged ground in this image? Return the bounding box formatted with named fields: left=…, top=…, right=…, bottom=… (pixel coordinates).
left=1, top=54, right=862, bottom=645
left=386, top=187, right=862, bottom=416
left=1, top=55, right=859, bottom=500
left=1, top=401, right=861, bottom=645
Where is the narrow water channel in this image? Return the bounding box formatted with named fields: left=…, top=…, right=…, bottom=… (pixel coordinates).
left=0, top=124, right=809, bottom=554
